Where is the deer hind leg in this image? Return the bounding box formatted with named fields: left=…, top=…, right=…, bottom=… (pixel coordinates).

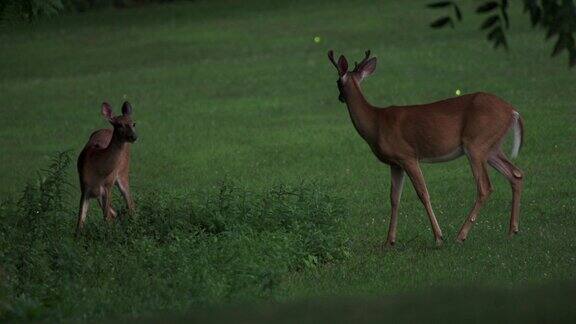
left=116, top=175, right=134, bottom=212
left=98, top=187, right=115, bottom=222
left=97, top=195, right=117, bottom=220
left=403, top=161, right=444, bottom=246
left=385, top=165, right=405, bottom=248
left=488, top=150, right=523, bottom=236
left=456, top=149, right=493, bottom=242
left=75, top=193, right=90, bottom=237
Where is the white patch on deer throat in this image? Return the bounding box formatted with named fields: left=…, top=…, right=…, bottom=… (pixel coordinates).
left=421, top=146, right=463, bottom=163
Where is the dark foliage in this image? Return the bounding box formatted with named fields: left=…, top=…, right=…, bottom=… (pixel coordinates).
left=0, top=0, right=64, bottom=22
left=428, top=0, right=576, bottom=67
left=0, top=0, right=180, bottom=22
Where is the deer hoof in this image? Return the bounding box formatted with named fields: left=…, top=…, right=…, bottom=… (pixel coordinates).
left=383, top=241, right=396, bottom=249
left=435, top=237, right=444, bottom=247
left=508, top=229, right=519, bottom=238
left=456, top=231, right=468, bottom=243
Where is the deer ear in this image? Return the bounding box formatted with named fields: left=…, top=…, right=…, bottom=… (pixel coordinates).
left=101, top=102, right=114, bottom=120
left=121, top=101, right=133, bottom=116
left=359, top=57, right=377, bottom=79
left=338, top=55, right=348, bottom=76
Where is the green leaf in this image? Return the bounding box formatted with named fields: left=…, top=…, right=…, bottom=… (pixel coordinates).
left=552, top=37, right=565, bottom=57
left=486, top=26, right=507, bottom=50
left=500, top=2, right=510, bottom=28
left=546, top=25, right=559, bottom=40
left=493, top=36, right=508, bottom=50
left=454, top=4, right=463, bottom=21
left=552, top=33, right=575, bottom=58
left=528, top=6, right=542, bottom=27
left=430, top=16, right=453, bottom=28
left=427, top=1, right=453, bottom=9
left=481, top=15, right=500, bottom=30
left=487, top=27, right=503, bottom=41
left=476, top=1, right=499, bottom=13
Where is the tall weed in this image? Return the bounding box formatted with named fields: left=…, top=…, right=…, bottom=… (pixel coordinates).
left=0, top=152, right=350, bottom=321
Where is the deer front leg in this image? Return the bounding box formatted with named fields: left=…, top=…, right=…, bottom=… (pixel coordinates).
left=385, top=165, right=405, bottom=248
left=403, top=161, right=444, bottom=246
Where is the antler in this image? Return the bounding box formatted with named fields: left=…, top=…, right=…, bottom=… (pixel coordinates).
left=353, top=50, right=372, bottom=72
left=328, top=50, right=339, bottom=70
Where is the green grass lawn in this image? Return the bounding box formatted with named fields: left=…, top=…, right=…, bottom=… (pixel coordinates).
left=144, top=281, right=576, bottom=323
left=1, top=0, right=575, bottom=322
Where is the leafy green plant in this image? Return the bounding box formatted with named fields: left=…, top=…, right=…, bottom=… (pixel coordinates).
left=18, top=150, right=72, bottom=217
left=0, top=0, right=180, bottom=22
left=0, top=152, right=350, bottom=322
left=0, top=0, right=64, bottom=22
left=428, top=0, right=576, bottom=67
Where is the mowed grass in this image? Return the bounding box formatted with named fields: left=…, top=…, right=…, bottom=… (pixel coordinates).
left=0, top=0, right=575, bottom=321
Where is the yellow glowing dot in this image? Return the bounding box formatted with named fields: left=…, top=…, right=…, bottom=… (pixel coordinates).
left=313, top=36, right=321, bottom=43
left=455, top=89, right=461, bottom=96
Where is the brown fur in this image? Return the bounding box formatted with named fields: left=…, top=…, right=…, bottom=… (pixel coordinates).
left=329, top=50, right=524, bottom=245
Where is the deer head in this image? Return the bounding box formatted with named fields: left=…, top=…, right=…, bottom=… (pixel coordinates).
left=328, top=50, right=377, bottom=103
left=101, top=102, right=138, bottom=143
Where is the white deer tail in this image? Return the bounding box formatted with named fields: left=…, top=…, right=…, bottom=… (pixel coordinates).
left=510, top=111, right=524, bottom=159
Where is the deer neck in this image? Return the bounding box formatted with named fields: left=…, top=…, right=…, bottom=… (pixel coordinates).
left=343, top=78, right=378, bottom=143
left=100, top=130, right=128, bottom=175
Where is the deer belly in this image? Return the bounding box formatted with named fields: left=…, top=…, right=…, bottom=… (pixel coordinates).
left=421, top=146, right=464, bottom=163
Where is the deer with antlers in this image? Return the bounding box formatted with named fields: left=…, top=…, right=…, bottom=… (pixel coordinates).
left=328, top=50, right=524, bottom=246
left=76, top=102, right=138, bottom=236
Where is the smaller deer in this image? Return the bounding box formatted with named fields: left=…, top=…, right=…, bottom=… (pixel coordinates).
left=76, top=102, right=138, bottom=236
